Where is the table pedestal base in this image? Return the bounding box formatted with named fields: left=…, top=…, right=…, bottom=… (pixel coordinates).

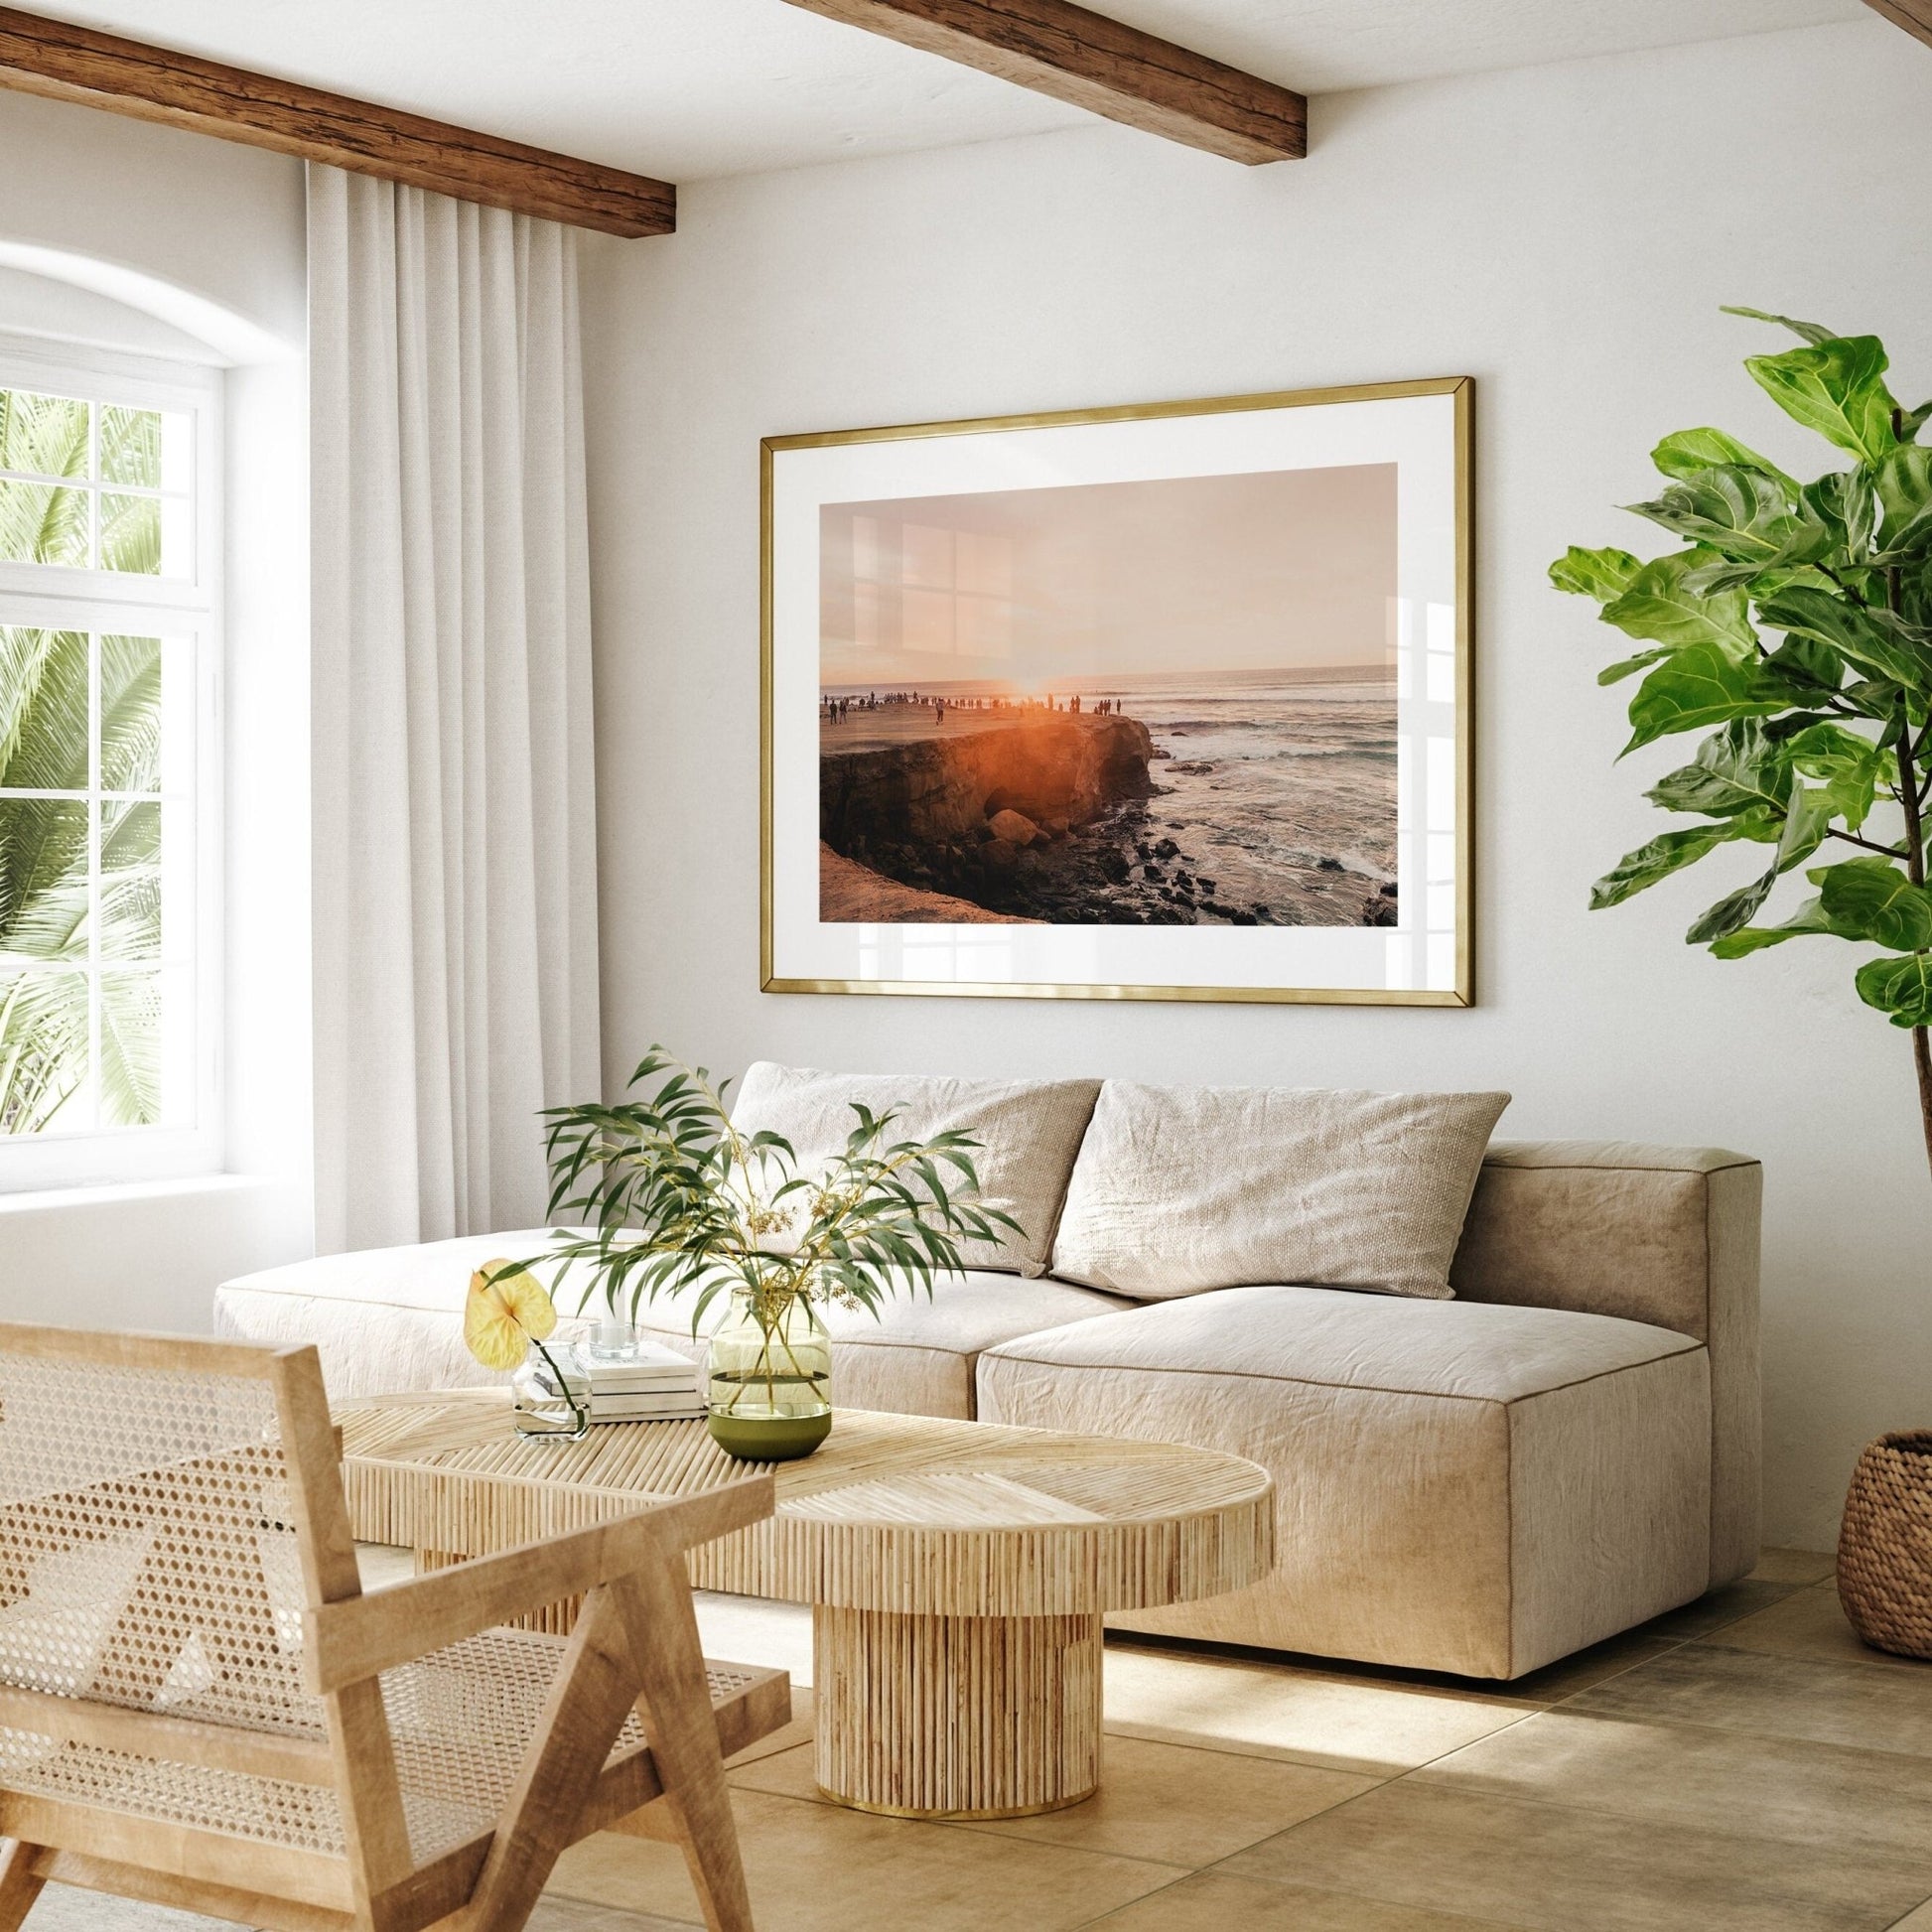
left=812, top=1605, right=1102, bottom=1820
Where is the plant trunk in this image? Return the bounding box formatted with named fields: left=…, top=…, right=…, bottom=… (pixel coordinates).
left=1917, top=1027, right=1932, bottom=1181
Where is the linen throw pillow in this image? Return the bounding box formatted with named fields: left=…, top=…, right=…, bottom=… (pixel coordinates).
left=1050, top=1080, right=1511, bottom=1301
left=729, top=1062, right=1102, bottom=1278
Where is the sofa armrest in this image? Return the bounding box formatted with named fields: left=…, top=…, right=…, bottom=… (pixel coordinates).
left=1451, top=1140, right=1761, bottom=1587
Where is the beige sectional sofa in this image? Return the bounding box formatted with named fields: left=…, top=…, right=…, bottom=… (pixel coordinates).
left=214, top=1068, right=1760, bottom=1682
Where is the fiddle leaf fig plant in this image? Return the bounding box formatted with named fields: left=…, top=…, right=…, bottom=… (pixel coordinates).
left=1552, top=308, right=1932, bottom=1170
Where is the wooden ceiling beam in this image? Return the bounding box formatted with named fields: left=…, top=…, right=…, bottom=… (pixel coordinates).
left=779, top=0, right=1306, bottom=163
left=1864, top=0, right=1932, bottom=44
left=0, top=6, right=675, bottom=237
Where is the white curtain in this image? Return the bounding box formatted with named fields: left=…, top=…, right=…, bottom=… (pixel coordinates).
left=308, top=166, right=601, bottom=1254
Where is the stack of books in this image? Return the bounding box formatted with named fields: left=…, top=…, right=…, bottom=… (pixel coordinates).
left=527, top=1339, right=706, bottom=1424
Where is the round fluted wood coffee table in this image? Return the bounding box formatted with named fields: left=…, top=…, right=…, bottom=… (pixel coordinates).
left=341, top=1399, right=1274, bottom=1820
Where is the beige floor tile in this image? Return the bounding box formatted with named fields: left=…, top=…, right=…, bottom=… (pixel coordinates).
left=1749, top=1548, right=1837, bottom=1587
left=1478, top=1630, right=1682, bottom=1706
left=729, top=1732, right=1374, bottom=1866
left=1102, top=1643, right=1529, bottom=1776
left=1221, top=1781, right=1932, bottom=1931
left=1413, top=1708, right=1932, bottom=1860
left=725, top=1682, right=814, bottom=1768
left=354, top=1541, right=416, bottom=1590
left=1081, top=1867, right=1522, bottom=1930
left=693, top=1589, right=814, bottom=1687
left=1630, top=1577, right=1794, bottom=1640
left=1706, top=1580, right=1927, bottom=1673
left=548, top=1789, right=1181, bottom=1932
left=1567, top=1641, right=1932, bottom=1757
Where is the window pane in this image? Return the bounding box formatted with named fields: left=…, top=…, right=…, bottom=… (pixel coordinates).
left=0, top=798, right=89, bottom=963
left=99, top=404, right=161, bottom=488
left=0, top=388, right=87, bottom=482
left=99, top=492, right=161, bottom=576
left=99, top=799, right=160, bottom=961
left=0, top=629, right=89, bottom=788
left=99, top=968, right=166, bottom=1127
left=0, top=968, right=88, bottom=1136
left=100, top=635, right=164, bottom=793
left=0, top=481, right=88, bottom=567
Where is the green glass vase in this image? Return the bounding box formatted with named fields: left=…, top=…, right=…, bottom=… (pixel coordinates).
left=706, top=1286, right=832, bottom=1461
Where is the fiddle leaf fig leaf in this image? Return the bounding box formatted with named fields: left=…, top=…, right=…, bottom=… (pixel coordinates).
left=1723, top=305, right=1841, bottom=346
left=1744, top=337, right=1899, bottom=465
left=1857, top=952, right=1932, bottom=1029
left=1598, top=647, right=1675, bottom=687
left=1686, top=785, right=1835, bottom=944
left=1902, top=398, right=1932, bottom=442
left=1589, top=817, right=1772, bottom=909
left=1550, top=545, right=1642, bottom=603
left=1874, top=446, right=1932, bottom=544
left=1815, top=856, right=1932, bottom=951
left=1623, top=643, right=1784, bottom=754
left=1645, top=720, right=1790, bottom=817
left=1651, top=427, right=1796, bottom=493
left=1785, top=722, right=1885, bottom=829
left=1757, top=584, right=1932, bottom=694
left=1709, top=896, right=1838, bottom=958
left=1625, top=467, right=1807, bottom=563
left=1600, top=552, right=1757, bottom=656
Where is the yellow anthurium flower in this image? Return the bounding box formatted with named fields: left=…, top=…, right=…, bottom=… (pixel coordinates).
left=465, top=1260, right=559, bottom=1371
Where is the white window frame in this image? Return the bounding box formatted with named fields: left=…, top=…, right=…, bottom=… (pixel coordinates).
left=0, top=332, right=222, bottom=1193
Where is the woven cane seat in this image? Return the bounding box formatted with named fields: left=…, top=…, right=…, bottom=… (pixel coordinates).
left=0, top=1634, right=768, bottom=1864
left=0, top=1348, right=768, bottom=1867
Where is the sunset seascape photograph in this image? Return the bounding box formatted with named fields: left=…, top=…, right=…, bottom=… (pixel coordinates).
left=815, top=462, right=1400, bottom=930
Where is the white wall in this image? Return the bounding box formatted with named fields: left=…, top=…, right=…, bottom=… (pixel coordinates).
left=0, top=92, right=311, bottom=1332
left=579, top=16, right=1932, bottom=1549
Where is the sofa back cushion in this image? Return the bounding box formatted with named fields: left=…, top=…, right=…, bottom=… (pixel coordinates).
left=729, top=1062, right=1102, bottom=1277
left=1049, top=1079, right=1510, bottom=1301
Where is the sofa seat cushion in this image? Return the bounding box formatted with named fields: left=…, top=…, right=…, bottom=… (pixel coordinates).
left=977, top=1285, right=1711, bottom=1679
left=631, top=1272, right=1133, bottom=1421
left=215, top=1237, right=1130, bottom=1421
left=215, top=1231, right=576, bottom=1399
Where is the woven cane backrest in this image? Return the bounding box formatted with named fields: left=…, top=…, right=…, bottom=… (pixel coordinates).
left=0, top=1338, right=327, bottom=1741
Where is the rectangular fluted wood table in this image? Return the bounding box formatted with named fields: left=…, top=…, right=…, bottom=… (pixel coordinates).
left=340, top=1393, right=1274, bottom=1820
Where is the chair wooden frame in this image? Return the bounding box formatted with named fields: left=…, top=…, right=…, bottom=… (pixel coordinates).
left=0, top=1326, right=788, bottom=1932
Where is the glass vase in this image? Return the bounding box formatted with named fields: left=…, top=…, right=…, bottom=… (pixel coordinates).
left=510, top=1339, right=591, bottom=1442
left=706, top=1285, right=832, bottom=1461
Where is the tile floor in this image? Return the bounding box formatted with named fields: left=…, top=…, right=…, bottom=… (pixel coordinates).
left=31, top=1547, right=1932, bottom=1932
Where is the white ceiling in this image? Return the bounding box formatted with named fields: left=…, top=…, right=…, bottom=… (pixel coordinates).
left=25, top=0, right=1871, bottom=182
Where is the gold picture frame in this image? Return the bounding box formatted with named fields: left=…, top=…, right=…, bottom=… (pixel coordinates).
left=761, top=375, right=1473, bottom=1006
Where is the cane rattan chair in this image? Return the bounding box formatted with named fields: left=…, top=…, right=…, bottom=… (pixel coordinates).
left=0, top=1324, right=788, bottom=1932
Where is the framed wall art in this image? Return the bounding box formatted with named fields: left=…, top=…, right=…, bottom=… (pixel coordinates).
left=760, top=376, right=1472, bottom=1006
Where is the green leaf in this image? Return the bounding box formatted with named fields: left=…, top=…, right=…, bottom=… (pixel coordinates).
left=1550, top=545, right=1641, bottom=603
left=1650, top=427, right=1796, bottom=493
left=1598, top=647, right=1674, bottom=687
left=1685, top=785, right=1834, bottom=945
left=1625, top=467, right=1807, bottom=564
left=1744, top=337, right=1899, bottom=465
left=1785, top=721, right=1884, bottom=828
left=1622, top=643, right=1784, bottom=754
left=1645, top=720, right=1790, bottom=817
left=1856, top=952, right=1932, bottom=1029
left=1600, top=552, right=1757, bottom=657
left=1814, top=856, right=1932, bottom=950
left=1589, top=821, right=1760, bottom=909
left=1756, top=584, right=1932, bottom=694
left=1873, top=446, right=1932, bottom=546
left=1709, top=896, right=1837, bottom=958
left=1722, top=305, right=1841, bottom=346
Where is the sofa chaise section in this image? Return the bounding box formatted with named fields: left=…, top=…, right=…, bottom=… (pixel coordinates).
left=977, top=1284, right=1711, bottom=1680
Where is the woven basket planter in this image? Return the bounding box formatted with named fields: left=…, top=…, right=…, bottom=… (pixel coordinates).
left=1839, top=1433, right=1932, bottom=1660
